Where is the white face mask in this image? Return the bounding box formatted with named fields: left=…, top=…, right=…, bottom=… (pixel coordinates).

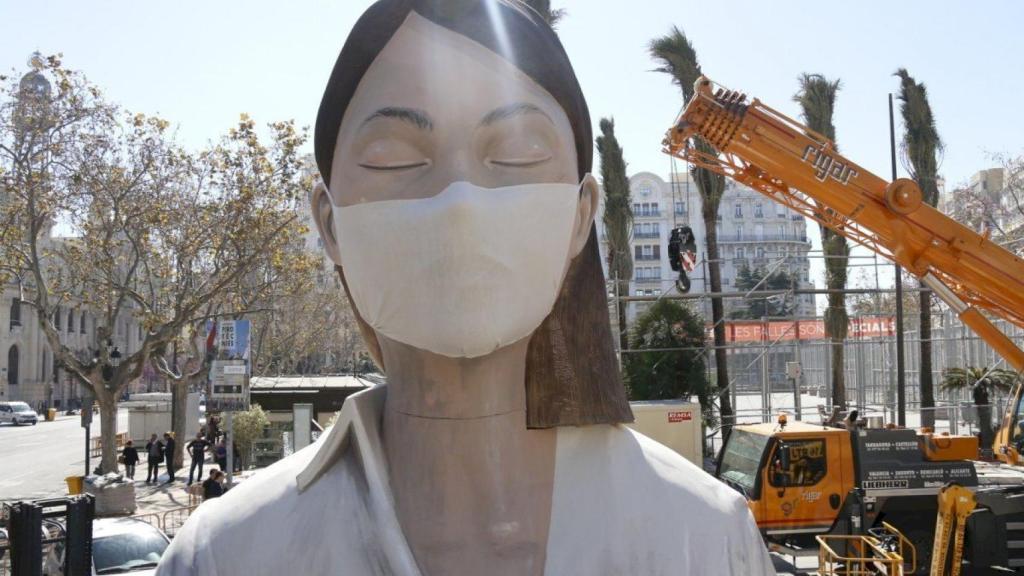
left=332, top=180, right=585, bottom=358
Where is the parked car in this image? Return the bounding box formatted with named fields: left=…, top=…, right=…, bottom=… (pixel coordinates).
left=91, top=517, right=170, bottom=575
left=0, top=402, right=39, bottom=426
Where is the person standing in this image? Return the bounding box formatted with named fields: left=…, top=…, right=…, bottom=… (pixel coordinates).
left=145, top=434, right=163, bottom=483
left=121, top=440, right=140, bottom=480
left=185, top=431, right=209, bottom=485
left=163, top=432, right=177, bottom=483
left=214, top=438, right=227, bottom=471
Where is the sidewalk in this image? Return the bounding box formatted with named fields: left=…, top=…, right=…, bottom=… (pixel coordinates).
left=131, top=465, right=260, bottom=517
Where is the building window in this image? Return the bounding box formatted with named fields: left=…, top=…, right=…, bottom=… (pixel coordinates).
left=634, top=245, right=643, bottom=260
left=736, top=247, right=745, bottom=259
left=54, top=307, right=61, bottom=331
left=651, top=202, right=659, bottom=216
left=674, top=201, right=686, bottom=215
left=756, top=246, right=766, bottom=259
left=754, top=202, right=763, bottom=218
left=7, top=345, right=18, bottom=386
left=632, top=202, right=641, bottom=214
left=635, top=290, right=644, bottom=296
left=776, top=203, right=786, bottom=218
left=734, top=202, right=743, bottom=218
left=9, top=298, right=20, bottom=329
left=736, top=225, right=744, bottom=240
left=637, top=183, right=653, bottom=197
left=652, top=289, right=662, bottom=296
left=652, top=222, right=660, bottom=237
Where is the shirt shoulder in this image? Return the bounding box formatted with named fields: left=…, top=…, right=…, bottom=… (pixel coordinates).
left=546, top=424, right=774, bottom=576
left=156, top=429, right=390, bottom=576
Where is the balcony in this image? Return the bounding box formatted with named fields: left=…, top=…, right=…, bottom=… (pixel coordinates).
left=635, top=255, right=661, bottom=261
left=634, top=209, right=662, bottom=218
left=633, top=232, right=660, bottom=239
left=717, top=233, right=808, bottom=243
left=634, top=276, right=663, bottom=283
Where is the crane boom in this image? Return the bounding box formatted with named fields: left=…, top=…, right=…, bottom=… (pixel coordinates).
left=664, top=76, right=1024, bottom=457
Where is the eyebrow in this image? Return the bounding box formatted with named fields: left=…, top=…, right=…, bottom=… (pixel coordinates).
left=361, top=107, right=433, bottom=131
left=480, top=102, right=552, bottom=126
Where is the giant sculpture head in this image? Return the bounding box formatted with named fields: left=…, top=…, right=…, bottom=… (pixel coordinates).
left=312, top=0, right=631, bottom=427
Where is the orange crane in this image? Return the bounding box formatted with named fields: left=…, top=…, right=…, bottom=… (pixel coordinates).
left=664, top=77, right=1024, bottom=460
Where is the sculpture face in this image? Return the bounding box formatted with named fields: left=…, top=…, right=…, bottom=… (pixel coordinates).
left=315, top=13, right=597, bottom=358
left=326, top=13, right=580, bottom=206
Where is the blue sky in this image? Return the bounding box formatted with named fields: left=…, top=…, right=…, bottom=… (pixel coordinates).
left=3, top=0, right=1021, bottom=298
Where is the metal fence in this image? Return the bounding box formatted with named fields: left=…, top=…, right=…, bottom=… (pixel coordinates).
left=717, top=307, right=1024, bottom=421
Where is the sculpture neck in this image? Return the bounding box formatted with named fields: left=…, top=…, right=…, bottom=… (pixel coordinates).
left=378, top=336, right=556, bottom=576
left=378, top=335, right=530, bottom=419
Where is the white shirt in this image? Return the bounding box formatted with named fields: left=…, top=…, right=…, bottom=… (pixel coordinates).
left=157, top=386, right=774, bottom=575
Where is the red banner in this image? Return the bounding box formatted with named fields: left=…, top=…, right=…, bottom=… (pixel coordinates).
left=710, top=317, right=895, bottom=343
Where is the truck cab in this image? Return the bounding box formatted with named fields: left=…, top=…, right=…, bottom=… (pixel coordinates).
left=717, top=421, right=854, bottom=544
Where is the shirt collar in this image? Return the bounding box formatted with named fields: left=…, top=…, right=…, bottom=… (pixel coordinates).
left=296, top=385, right=421, bottom=575
left=296, top=384, right=388, bottom=492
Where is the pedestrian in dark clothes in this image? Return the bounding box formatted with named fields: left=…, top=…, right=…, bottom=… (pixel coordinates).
left=186, top=431, right=209, bottom=485
left=215, top=439, right=227, bottom=471
left=163, top=432, right=177, bottom=483
left=121, top=441, right=140, bottom=480
left=202, top=469, right=224, bottom=500
left=207, top=415, right=220, bottom=443
left=145, top=433, right=164, bottom=483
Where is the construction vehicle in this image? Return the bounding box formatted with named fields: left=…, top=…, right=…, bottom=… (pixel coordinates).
left=663, top=77, right=1024, bottom=573
left=717, top=415, right=1024, bottom=573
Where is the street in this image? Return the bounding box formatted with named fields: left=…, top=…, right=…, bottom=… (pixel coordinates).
left=0, top=410, right=127, bottom=503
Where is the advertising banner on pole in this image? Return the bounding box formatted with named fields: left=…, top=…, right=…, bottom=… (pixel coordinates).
left=206, top=320, right=251, bottom=413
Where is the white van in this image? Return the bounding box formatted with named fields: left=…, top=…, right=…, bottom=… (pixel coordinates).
left=0, top=401, right=39, bottom=425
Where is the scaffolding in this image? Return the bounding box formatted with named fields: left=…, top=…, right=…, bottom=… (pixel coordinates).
left=609, top=249, right=1024, bottom=450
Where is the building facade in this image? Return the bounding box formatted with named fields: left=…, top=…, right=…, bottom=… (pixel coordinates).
left=0, top=279, right=145, bottom=409
left=598, top=171, right=815, bottom=327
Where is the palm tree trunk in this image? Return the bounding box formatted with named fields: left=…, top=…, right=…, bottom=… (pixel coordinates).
left=616, top=277, right=630, bottom=353
left=978, top=399, right=994, bottom=452
left=826, top=289, right=847, bottom=409
left=704, top=209, right=734, bottom=435
left=920, top=290, right=935, bottom=428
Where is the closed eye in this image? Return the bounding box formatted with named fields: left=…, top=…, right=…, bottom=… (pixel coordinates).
left=488, top=154, right=552, bottom=168
left=357, top=159, right=431, bottom=171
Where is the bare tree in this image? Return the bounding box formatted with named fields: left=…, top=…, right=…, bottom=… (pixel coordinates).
left=0, top=57, right=309, bottom=472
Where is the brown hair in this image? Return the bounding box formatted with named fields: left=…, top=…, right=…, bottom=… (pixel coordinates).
left=321, top=0, right=632, bottom=427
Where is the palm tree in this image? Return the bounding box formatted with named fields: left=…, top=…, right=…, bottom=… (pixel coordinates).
left=941, top=367, right=1019, bottom=450
left=896, top=68, right=943, bottom=428
left=794, top=74, right=850, bottom=411
left=649, top=26, right=734, bottom=435
left=596, top=118, right=633, bottom=354
left=520, top=0, right=566, bottom=28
